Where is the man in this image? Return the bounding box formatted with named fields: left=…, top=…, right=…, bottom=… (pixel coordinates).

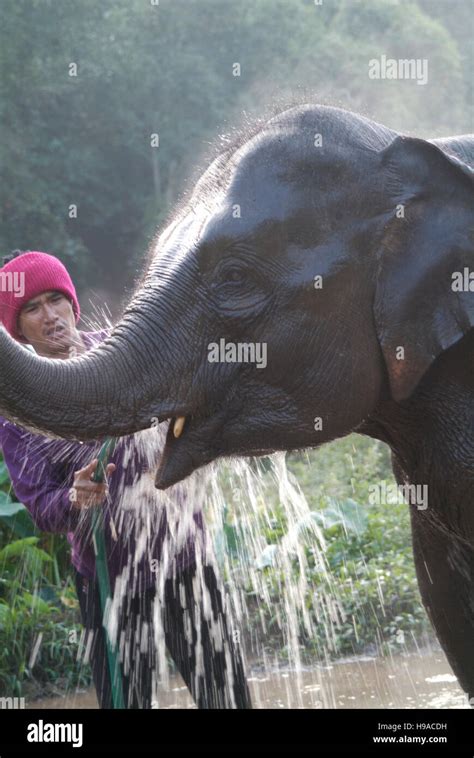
left=0, top=250, right=251, bottom=709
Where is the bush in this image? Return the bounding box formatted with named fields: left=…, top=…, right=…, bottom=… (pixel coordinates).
left=0, top=460, right=91, bottom=699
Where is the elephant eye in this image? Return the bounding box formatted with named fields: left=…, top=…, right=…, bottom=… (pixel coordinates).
left=226, top=267, right=246, bottom=284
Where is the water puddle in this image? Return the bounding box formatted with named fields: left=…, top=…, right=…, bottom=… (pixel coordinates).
left=28, top=646, right=468, bottom=709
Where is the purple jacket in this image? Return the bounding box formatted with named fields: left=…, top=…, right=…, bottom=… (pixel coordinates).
left=0, top=329, right=207, bottom=591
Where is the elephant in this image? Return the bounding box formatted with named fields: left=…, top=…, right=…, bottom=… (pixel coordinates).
left=0, top=104, right=473, bottom=699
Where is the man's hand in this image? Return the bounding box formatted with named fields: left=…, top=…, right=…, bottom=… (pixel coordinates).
left=70, top=458, right=116, bottom=509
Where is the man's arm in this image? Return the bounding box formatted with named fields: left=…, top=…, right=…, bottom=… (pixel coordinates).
left=1, top=421, right=116, bottom=533
left=1, top=421, right=82, bottom=533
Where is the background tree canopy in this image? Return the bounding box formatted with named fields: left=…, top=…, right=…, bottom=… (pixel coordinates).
left=1, top=0, right=472, bottom=317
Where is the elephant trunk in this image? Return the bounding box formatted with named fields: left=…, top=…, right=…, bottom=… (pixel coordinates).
left=0, top=284, right=192, bottom=441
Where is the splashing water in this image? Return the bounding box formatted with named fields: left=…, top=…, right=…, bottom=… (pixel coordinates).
left=203, top=452, right=347, bottom=709
left=85, top=414, right=346, bottom=709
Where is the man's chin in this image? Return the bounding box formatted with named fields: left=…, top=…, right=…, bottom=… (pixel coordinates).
left=45, top=332, right=74, bottom=355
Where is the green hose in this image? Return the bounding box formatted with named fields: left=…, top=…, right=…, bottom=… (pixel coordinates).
left=90, top=436, right=125, bottom=709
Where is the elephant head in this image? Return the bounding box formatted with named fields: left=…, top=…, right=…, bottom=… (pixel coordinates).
left=0, top=105, right=472, bottom=490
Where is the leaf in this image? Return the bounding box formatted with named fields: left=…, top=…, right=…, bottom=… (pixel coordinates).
left=38, top=586, right=60, bottom=606
left=0, top=461, right=11, bottom=486
left=0, top=536, right=39, bottom=560
left=0, top=494, right=22, bottom=515
left=0, top=537, right=52, bottom=564
left=0, top=603, right=11, bottom=625
left=321, top=498, right=369, bottom=537
left=21, top=592, right=52, bottom=615
left=60, top=594, right=78, bottom=609
left=0, top=496, right=38, bottom=538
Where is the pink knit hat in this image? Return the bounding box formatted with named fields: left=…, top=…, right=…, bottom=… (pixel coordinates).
left=0, top=251, right=80, bottom=343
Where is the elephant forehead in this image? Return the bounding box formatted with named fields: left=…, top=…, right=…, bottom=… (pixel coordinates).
left=154, top=196, right=226, bottom=264
left=197, top=156, right=306, bottom=244
left=223, top=134, right=380, bottom=225
left=226, top=129, right=304, bottom=192
left=155, top=115, right=386, bottom=266
left=196, top=195, right=298, bottom=248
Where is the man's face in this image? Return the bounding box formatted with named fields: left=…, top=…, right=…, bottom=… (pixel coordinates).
left=18, top=290, right=79, bottom=358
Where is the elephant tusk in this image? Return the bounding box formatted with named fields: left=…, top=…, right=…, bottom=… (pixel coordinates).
left=173, top=416, right=186, bottom=438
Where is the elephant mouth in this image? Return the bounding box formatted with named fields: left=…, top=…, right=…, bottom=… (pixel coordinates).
left=154, top=408, right=226, bottom=489
left=154, top=409, right=279, bottom=489
left=152, top=381, right=269, bottom=488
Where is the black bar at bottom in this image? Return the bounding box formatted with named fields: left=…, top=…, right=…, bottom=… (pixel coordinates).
left=0, top=708, right=472, bottom=755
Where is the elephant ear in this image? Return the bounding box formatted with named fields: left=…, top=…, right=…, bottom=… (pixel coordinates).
left=374, top=135, right=474, bottom=402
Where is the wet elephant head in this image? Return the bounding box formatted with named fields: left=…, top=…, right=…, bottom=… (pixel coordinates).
left=0, top=105, right=472, bottom=488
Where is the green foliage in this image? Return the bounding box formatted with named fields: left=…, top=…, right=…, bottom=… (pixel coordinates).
left=0, top=570, right=88, bottom=698
left=308, top=497, right=369, bottom=537
left=0, top=491, right=39, bottom=539
left=0, top=454, right=89, bottom=698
